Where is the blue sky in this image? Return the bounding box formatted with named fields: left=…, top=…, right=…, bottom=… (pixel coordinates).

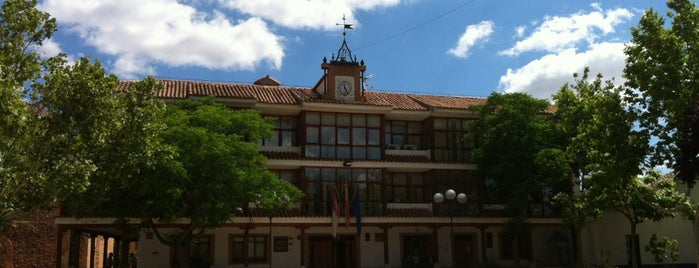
left=35, top=0, right=672, bottom=100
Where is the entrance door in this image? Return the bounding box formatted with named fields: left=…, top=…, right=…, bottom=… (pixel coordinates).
left=454, top=234, right=476, bottom=268
left=309, top=236, right=356, bottom=268
left=401, top=235, right=432, bottom=268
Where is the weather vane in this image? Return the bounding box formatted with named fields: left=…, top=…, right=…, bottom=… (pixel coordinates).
left=336, top=14, right=353, bottom=37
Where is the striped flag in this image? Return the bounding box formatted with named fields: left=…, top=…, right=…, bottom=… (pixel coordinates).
left=344, top=183, right=350, bottom=228
left=332, top=186, right=340, bottom=238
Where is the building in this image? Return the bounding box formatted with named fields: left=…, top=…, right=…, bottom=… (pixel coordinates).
left=52, top=33, right=699, bottom=268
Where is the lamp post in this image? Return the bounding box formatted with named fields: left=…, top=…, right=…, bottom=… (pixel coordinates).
left=433, top=189, right=467, bottom=268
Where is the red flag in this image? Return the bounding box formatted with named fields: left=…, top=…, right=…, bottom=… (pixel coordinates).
left=332, top=186, right=340, bottom=238
left=344, top=183, right=350, bottom=228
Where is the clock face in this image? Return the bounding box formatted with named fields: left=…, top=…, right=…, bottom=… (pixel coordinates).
left=338, top=81, right=352, bottom=96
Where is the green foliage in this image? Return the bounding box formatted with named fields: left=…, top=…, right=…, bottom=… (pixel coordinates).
left=0, top=0, right=56, bottom=85
left=599, top=249, right=615, bottom=268
left=552, top=68, right=692, bottom=268
left=470, top=92, right=568, bottom=214
left=0, top=0, right=59, bottom=232
left=145, top=98, right=302, bottom=236
left=624, top=0, right=699, bottom=187
left=470, top=92, right=568, bottom=266
left=645, top=234, right=680, bottom=263
left=552, top=68, right=649, bottom=227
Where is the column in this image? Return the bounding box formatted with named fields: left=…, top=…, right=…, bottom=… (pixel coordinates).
left=382, top=226, right=389, bottom=268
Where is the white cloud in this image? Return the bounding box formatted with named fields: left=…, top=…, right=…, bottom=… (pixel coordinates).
left=39, top=0, right=284, bottom=79
left=33, top=38, right=62, bottom=58
left=515, top=25, right=526, bottom=38
left=498, top=42, right=626, bottom=100
left=447, top=21, right=494, bottom=58
left=500, top=4, right=632, bottom=56
left=220, top=0, right=401, bottom=30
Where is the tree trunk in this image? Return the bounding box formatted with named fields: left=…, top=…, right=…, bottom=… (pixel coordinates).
left=693, top=214, right=699, bottom=268
left=173, top=243, right=190, bottom=268
left=572, top=227, right=584, bottom=268
left=0, top=236, right=14, bottom=268
left=513, top=235, right=520, bottom=268
left=630, top=223, right=639, bottom=268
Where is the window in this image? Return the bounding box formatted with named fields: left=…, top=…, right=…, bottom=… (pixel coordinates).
left=385, top=120, right=422, bottom=149
left=303, top=167, right=383, bottom=216
left=270, top=170, right=298, bottom=185
left=499, top=232, right=532, bottom=260
left=304, top=112, right=381, bottom=160
left=171, top=235, right=213, bottom=267
left=261, top=116, right=297, bottom=147
left=431, top=118, right=475, bottom=162
left=388, top=173, right=424, bottom=203
left=229, top=235, right=268, bottom=264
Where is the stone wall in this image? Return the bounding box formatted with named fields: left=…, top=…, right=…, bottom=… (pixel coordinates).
left=6, top=209, right=58, bottom=268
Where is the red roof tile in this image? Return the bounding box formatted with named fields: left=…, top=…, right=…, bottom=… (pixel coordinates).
left=118, top=79, right=486, bottom=111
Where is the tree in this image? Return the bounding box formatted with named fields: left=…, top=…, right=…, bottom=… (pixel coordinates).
left=1, top=1, right=160, bottom=265
left=470, top=92, right=569, bottom=267
left=91, top=98, right=302, bottom=268
left=0, top=0, right=61, bottom=261
left=624, top=0, right=699, bottom=265
left=624, top=0, right=699, bottom=187
left=553, top=68, right=692, bottom=268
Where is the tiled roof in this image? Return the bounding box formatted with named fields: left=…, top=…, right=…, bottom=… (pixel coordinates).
left=118, top=79, right=486, bottom=111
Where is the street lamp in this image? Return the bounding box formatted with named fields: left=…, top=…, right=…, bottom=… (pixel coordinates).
left=433, top=189, right=467, bottom=267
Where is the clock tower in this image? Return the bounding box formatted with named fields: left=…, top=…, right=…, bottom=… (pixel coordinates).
left=318, top=18, right=366, bottom=102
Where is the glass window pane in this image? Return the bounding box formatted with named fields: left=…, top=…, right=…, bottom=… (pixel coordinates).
left=449, top=118, right=461, bottom=130
left=337, top=114, right=351, bottom=126
left=391, top=135, right=404, bottom=146
left=368, top=169, right=381, bottom=181
left=393, top=188, right=407, bottom=202
left=281, top=131, right=294, bottom=146
left=255, top=243, right=265, bottom=257
left=352, top=114, right=366, bottom=126
left=337, top=146, right=351, bottom=159
left=306, top=168, right=320, bottom=181
left=305, top=145, right=319, bottom=158
left=321, top=127, right=335, bottom=145
left=407, top=135, right=420, bottom=146
left=321, top=168, right=335, bottom=181
left=321, top=146, right=335, bottom=158
left=306, top=127, right=319, bottom=143
left=367, top=147, right=381, bottom=159
left=265, top=131, right=279, bottom=146
left=337, top=169, right=352, bottom=181
left=353, top=147, right=366, bottom=159
left=434, top=132, right=447, bottom=147
left=353, top=128, right=366, bottom=145
left=367, top=129, right=380, bottom=145
left=394, top=174, right=407, bottom=185
left=367, top=115, right=380, bottom=127
left=433, top=118, right=446, bottom=130
left=306, top=112, right=319, bottom=125
left=407, top=122, right=421, bottom=134
left=321, top=113, right=335, bottom=125
left=393, top=122, right=406, bottom=133
left=338, top=128, right=350, bottom=144
left=281, top=117, right=296, bottom=128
